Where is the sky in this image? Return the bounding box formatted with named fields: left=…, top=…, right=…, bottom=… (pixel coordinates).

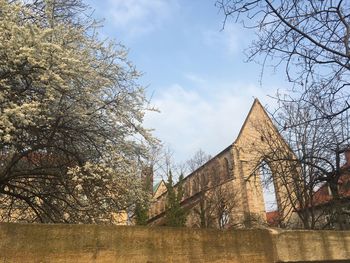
left=86, top=0, right=289, bottom=168
left=84, top=0, right=289, bottom=211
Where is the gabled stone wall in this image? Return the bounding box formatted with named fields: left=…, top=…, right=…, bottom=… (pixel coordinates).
left=148, top=99, right=299, bottom=228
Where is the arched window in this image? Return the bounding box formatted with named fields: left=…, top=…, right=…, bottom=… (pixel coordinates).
left=259, top=161, right=277, bottom=213
left=192, top=177, right=198, bottom=194
left=200, top=173, right=208, bottom=190
left=185, top=180, right=191, bottom=198
left=224, top=158, right=231, bottom=179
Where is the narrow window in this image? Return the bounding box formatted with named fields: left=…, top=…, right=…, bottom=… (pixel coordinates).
left=224, top=158, right=231, bottom=179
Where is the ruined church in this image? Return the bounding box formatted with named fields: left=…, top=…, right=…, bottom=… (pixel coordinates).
left=148, top=99, right=299, bottom=228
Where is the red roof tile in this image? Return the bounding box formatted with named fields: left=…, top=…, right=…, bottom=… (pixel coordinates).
left=266, top=211, right=280, bottom=227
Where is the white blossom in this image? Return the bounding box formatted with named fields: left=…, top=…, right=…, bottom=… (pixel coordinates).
left=0, top=0, right=156, bottom=224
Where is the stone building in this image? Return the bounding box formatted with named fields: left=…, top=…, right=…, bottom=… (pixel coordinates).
left=148, top=99, right=299, bottom=228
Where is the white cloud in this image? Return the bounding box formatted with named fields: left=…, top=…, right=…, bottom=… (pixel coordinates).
left=144, top=80, right=278, bottom=165
left=184, top=73, right=207, bottom=85
left=106, top=0, right=179, bottom=37
left=203, top=23, right=244, bottom=55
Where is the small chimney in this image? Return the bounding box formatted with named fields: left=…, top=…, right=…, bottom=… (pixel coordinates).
left=141, top=165, right=154, bottom=194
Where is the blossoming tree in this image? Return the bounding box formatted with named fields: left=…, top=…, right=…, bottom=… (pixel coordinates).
left=0, top=0, right=155, bottom=223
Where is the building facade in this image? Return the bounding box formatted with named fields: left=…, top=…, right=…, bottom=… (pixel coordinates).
left=148, top=99, right=299, bottom=228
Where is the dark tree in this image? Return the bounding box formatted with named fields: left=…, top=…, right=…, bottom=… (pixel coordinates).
left=164, top=171, right=187, bottom=227
left=134, top=171, right=153, bottom=225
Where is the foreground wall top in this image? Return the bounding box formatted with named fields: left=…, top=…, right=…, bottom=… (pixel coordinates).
left=0, top=223, right=349, bottom=263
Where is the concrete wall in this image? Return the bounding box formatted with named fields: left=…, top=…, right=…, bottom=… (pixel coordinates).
left=0, top=223, right=350, bottom=263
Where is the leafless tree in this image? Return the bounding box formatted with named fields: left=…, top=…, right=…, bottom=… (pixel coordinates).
left=251, top=96, right=350, bottom=229
left=185, top=150, right=238, bottom=229
left=187, top=149, right=212, bottom=173
left=148, top=145, right=187, bottom=184
left=217, top=0, right=350, bottom=230
left=216, top=0, right=350, bottom=122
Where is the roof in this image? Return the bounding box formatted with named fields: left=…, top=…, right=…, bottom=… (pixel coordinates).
left=312, top=173, right=350, bottom=207
left=177, top=145, right=232, bottom=185
left=266, top=211, right=280, bottom=227
left=153, top=180, right=166, bottom=194
left=153, top=181, right=161, bottom=193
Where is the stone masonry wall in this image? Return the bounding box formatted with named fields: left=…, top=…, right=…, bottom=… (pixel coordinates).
left=1, top=223, right=350, bottom=263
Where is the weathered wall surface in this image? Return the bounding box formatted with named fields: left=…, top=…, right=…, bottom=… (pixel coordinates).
left=273, top=229, right=350, bottom=262
left=0, top=223, right=273, bottom=263
left=1, top=223, right=350, bottom=263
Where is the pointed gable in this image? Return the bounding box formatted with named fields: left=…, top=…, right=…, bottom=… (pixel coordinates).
left=153, top=180, right=167, bottom=199
left=232, top=98, right=295, bottom=169
left=234, top=98, right=275, bottom=145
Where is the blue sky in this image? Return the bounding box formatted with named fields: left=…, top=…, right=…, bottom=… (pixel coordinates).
left=87, top=0, right=290, bottom=170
